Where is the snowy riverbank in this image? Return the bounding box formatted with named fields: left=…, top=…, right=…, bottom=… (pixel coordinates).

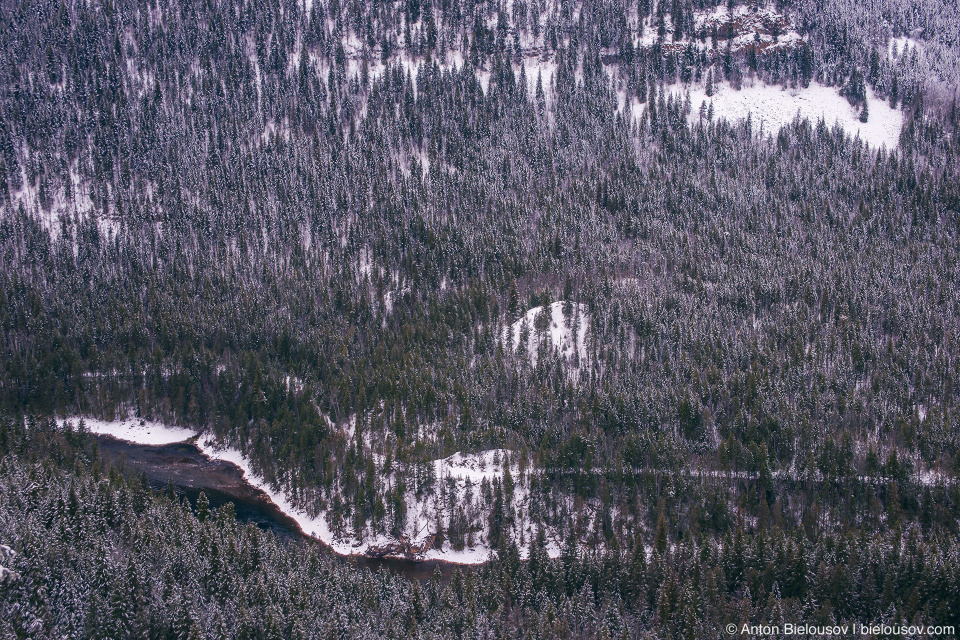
left=58, top=416, right=555, bottom=565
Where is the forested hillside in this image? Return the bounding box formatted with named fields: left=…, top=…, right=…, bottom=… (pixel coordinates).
left=2, top=418, right=959, bottom=638
left=1, top=0, right=960, bottom=632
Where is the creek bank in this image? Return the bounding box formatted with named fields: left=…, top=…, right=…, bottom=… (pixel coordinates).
left=94, top=435, right=468, bottom=581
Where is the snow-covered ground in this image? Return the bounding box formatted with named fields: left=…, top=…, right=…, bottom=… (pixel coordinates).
left=194, top=438, right=548, bottom=563
left=434, top=449, right=510, bottom=484
left=669, top=80, right=903, bottom=149
left=889, top=36, right=923, bottom=62
left=8, top=166, right=106, bottom=241
left=54, top=416, right=556, bottom=564
left=636, top=4, right=800, bottom=53
left=503, top=301, right=590, bottom=369
left=59, top=416, right=196, bottom=446
left=194, top=438, right=369, bottom=556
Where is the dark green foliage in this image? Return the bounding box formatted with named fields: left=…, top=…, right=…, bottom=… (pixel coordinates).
left=0, top=0, right=959, bottom=632
left=1, top=420, right=959, bottom=638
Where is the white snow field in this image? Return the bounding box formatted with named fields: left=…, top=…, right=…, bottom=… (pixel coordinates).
left=503, top=301, right=590, bottom=369
left=59, top=416, right=196, bottom=446
left=889, top=36, right=923, bottom=61
left=672, top=80, right=904, bottom=149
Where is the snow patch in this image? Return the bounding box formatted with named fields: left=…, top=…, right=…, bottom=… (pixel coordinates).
left=503, top=301, right=590, bottom=369
left=59, top=416, right=196, bottom=446
left=637, top=4, right=800, bottom=53
left=889, top=36, right=923, bottom=62
left=435, top=449, right=512, bottom=485
left=675, top=80, right=903, bottom=149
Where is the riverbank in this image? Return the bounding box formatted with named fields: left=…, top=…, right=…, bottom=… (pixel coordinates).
left=63, top=416, right=519, bottom=565
left=86, top=425, right=475, bottom=581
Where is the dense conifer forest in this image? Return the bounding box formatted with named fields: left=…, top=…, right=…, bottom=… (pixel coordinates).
left=2, top=418, right=959, bottom=637
left=1, top=0, right=960, bottom=634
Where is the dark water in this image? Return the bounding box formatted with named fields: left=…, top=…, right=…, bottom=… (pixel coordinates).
left=96, top=436, right=466, bottom=581
left=98, top=438, right=306, bottom=541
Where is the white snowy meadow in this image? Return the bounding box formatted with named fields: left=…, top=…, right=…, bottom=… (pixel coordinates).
left=503, top=301, right=591, bottom=370
left=59, top=416, right=196, bottom=446
left=672, top=80, right=904, bottom=149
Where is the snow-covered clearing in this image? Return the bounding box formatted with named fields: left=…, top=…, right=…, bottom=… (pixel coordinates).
left=503, top=301, right=590, bottom=369
left=432, top=450, right=558, bottom=561
left=889, top=36, right=923, bottom=62
left=434, top=449, right=510, bottom=485
left=636, top=4, right=800, bottom=53
left=670, top=80, right=903, bottom=149
left=194, top=439, right=549, bottom=564
left=59, top=416, right=196, bottom=446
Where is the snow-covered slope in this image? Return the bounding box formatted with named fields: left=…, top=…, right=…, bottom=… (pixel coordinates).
left=889, top=36, right=923, bottom=62
left=194, top=438, right=362, bottom=556
left=193, top=439, right=555, bottom=564
left=637, top=4, right=801, bottom=53
left=60, top=416, right=196, bottom=446
left=672, top=80, right=904, bottom=149
left=503, top=301, right=590, bottom=369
